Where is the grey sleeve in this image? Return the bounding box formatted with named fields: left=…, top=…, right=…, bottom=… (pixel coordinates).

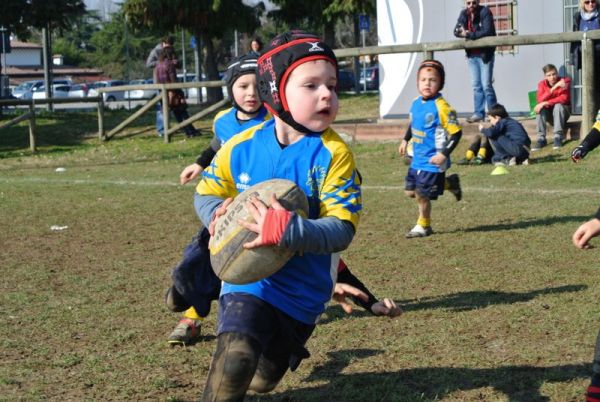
left=280, top=215, right=355, bottom=254
left=146, top=46, right=160, bottom=69
left=194, top=194, right=225, bottom=227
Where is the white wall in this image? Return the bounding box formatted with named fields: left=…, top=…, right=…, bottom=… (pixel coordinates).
left=377, top=0, right=567, bottom=118
left=6, top=48, right=41, bottom=66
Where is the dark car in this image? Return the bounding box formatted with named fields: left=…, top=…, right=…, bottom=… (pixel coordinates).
left=337, top=70, right=356, bottom=91
left=359, top=66, right=379, bottom=91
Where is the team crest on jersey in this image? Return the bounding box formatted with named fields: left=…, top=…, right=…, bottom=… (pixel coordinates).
left=447, top=110, right=459, bottom=125
left=307, top=42, right=324, bottom=52
left=236, top=172, right=251, bottom=191
left=424, top=112, right=435, bottom=129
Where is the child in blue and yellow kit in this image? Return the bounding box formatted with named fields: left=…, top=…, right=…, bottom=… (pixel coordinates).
left=165, top=55, right=270, bottom=345
left=167, top=54, right=400, bottom=346
left=194, top=31, right=362, bottom=401
left=399, top=60, right=463, bottom=238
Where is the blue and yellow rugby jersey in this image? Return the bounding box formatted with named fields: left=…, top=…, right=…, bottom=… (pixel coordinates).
left=212, top=106, right=270, bottom=146
left=594, top=109, right=600, bottom=132
left=409, top=93, right=461, bottom=172
left=196, top=119, right=362, bottom=324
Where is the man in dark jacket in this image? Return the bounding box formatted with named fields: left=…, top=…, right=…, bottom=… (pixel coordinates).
left=454, top=0, right=497, bottom=123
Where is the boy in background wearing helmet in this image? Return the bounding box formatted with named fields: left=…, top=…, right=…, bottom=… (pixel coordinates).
left=195, top=31, right=361, bottom=401
left=166, top=55, right=269, bottom=345
left=399, top=60, right=463, bottom=238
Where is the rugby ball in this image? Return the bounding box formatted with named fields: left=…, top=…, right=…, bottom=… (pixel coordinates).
left=209, top=179, right=309, bottom=284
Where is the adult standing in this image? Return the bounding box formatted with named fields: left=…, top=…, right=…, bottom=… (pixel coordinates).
left=155, top=47, right=199, bottom=138
left=570, top=0, right=600, bottom=106
left=532, top=64, right=571, bottom=151
left=146, top=35, right=175, bottom=137
left=248, top=37, right=263, bottom=57
left=454, top=0, right=497, bottom=123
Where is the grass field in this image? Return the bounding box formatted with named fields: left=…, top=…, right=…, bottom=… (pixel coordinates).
left=1, top=96, right=599, bottom=401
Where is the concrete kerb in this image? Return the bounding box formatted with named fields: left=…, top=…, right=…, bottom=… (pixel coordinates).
left=332, top=115, right=582, bottom=143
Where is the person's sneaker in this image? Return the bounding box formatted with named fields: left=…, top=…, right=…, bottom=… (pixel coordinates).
left=405, top=225, right=434, bottom=238
left=165, top=286, right=190, bottom=312
left=446, top=173, right=462, bottom=201
left=472, top=156, right=485, bottom=165
left=168, top=318, right=201, bottom=345
left=508, top=157, right=517, bottom=166
left=466, top=114, right=483, bottom=123
left=531, top=139, right=547, bottom=151
left=552, top=137, right=562, bottom=149
left=456, top=157, right=472, bottom=166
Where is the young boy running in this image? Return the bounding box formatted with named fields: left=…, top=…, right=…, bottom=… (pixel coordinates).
left=167, top=54, right=400, bottom=345
left=195, top=30, right=362, bottom=401
left=398, top=60, right=463, bottom=238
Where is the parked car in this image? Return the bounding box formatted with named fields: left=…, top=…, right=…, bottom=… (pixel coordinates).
left=88, top=80, right=128, bottom=102
left=124, top=79, right=158, bottom=100
left=178, top=73, right=227, bottom=100
left=12, top=79, right=72, bottom=99
left=68, top=83, right=89, bottom=98
left=359, top=66, right=379, bottom=91
left=32, top=84, right=71, bottom=99
left=337, top=70, right=356, bottom=91
left=12, top=80, right=43, bottom=99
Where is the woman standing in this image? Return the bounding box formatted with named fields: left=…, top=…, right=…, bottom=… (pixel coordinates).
left=570, top=0, right=600, bottom=104
left=155, top=46, right=200, bottom=138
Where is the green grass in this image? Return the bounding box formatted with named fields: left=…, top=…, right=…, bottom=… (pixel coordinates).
left=0, top=95, right=598, bottom=401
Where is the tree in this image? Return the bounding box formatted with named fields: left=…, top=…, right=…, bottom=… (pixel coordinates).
left=123, top=0, right=262, bottom=102
left=268, top=0, right=374, bottom=47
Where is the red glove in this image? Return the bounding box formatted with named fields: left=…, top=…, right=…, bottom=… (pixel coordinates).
left=260, top=209, right=292, bottom=246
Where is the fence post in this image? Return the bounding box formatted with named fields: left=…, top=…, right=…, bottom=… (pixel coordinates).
left=28, top=102, right=36, bottom=153
left=162, top=85, right=170, bottom=143
left=581, top=35, right=595, bottom=136
left=98, top=99, right=105, bottom=140
left=423, top=46, right=433, bottom=60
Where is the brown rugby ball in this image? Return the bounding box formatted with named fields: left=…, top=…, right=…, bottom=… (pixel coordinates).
left=209, top=179, right=309, bottom=284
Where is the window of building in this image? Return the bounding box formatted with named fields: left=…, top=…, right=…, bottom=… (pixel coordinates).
left=480, top=0, right=517, bottom=54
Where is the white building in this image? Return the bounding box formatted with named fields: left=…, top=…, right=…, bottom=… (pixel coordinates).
left=5, top=40, right=42, bottom=66
left=377, top=0, right=581, bottom=119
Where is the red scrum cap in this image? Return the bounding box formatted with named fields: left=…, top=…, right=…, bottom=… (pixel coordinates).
left=257, top=30, right=338, bottom=133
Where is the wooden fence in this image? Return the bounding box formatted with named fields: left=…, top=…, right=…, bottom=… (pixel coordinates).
left=1, top=30, right=599, bottom=147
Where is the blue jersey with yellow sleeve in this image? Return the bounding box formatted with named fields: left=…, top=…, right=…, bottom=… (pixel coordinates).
left=409, top=93, right=461, bottom=172
left=196, top=119, right=362, bottom=324
left=213, top=106, right=270, bottom=146
left=594, top=109, right=600, bottom=132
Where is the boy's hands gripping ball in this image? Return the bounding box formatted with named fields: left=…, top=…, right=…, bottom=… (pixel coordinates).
left=209, top=179, right=309, bottom=284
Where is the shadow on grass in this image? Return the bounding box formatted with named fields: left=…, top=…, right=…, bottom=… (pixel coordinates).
left=398, top=284, right=587, bottom=313
left=247, top=349, right=590, bottom=401
left=460, top=214, right=590, bottom=233
left=320, top=284, right=587, bottom=324
left=530, top=153, right=569, bottom=164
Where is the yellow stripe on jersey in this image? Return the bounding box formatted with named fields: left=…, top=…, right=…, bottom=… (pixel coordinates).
left=318, top=128, right=362, bottom=231
left=434, top=96, right=462, bottom=136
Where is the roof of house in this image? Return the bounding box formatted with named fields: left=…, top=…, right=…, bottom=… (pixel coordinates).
left=6, top=65, right=106, bottom=85
left=10, top=40, right=43, bottom=49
